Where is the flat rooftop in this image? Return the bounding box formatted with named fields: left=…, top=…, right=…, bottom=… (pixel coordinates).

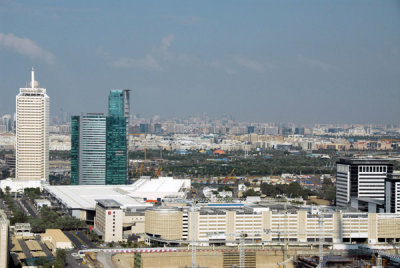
left=43, top=177, right=190, bottom=211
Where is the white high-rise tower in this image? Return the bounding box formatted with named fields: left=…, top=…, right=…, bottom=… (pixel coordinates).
left=16, top=68, right=49, bottom=181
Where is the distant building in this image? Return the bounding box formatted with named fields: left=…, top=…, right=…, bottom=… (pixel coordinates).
left=247, top=126, right=255, bottom=134
left=154, top=123, right=163, bottom=134
left=279, top=127, right=292, bottom=136
left=336, top=158, right=393, bottom=207
left=140, top=123, right=150, bottom=134
left=16, top=69, right=49, bottom=181
left=294, top=127, right=305, bottom=135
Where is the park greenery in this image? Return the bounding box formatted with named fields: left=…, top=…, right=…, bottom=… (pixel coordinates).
left=30, top=206, right=86, bottom=233
left=130, top=149, right=338, bottom=177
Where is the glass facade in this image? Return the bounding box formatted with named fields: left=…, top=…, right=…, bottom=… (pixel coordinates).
left=109, top=90, right=124, bottom=117
left=106, top=116, right=127, bottom=184
left=70, top=114, right=107, bottom=185
left=70, top=116, right=80, bottom=185
left=109, top=89, right=129, bottom=118
left=71, top=89, right=130, bottom=185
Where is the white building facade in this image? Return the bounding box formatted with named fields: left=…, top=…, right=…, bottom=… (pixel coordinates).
left=16, top=69, right=49, bottom=181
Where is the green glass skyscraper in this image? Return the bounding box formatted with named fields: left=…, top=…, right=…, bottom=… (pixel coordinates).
left=106, top=116, right=126, bottom=184
left=107, top=89, right=130, bottom=184
left=70, top=90, right=130, bottom=185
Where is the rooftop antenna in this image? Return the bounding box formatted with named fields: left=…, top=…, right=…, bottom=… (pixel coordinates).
left=31, top=67, right=35, bottom=88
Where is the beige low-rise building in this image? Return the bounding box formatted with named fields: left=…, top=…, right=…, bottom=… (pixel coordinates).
left=41, top=229, right=73, bottom=254
left=94, top=199, right=124, bottom=242
left=145, top=205, right=400, bottom=246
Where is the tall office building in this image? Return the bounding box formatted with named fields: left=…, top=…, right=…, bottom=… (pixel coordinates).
left=71, top=90, right=130, bottom=185
left=336, top=158, right=393, bottom=207
left=108, top=89, right=130, bottom=184
left=16, top=69, right=49, bottom=181
left=71, top=114, right=107, bottom=185
left=106, top=116, right=127, bottom=184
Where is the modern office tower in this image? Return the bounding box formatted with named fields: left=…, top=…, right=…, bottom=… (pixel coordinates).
left=71, top=114, right=107, bottom=185
left=106, top=116, right=127, bottom=184
left=336, top=158, right=393, bottom=207
left=108, top=89, right=130, bottom=184
left=0, top=210, right=9, bottom=268
left=385, top=172, right=400, bottom=213
left=16, top=69, right=49, bottom=181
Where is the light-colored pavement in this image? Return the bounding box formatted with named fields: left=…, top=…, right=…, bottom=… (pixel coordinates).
left=97, top=252, right=118, bottom=268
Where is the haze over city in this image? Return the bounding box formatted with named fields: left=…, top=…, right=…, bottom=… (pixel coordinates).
left=0, top=1, right=399, bottom=123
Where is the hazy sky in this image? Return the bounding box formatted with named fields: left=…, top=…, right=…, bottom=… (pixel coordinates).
left=0, top=0, right=399, bottom=123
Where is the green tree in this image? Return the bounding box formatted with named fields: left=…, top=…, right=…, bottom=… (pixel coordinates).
left=11, top=210, right=29, bottom=225
left=287, top=182, right=303, bottom=198
left=261, top=183, right=277, bottom=196
left=242, top=189, right=258, bottom=197
left=54, top=249, right=66, bottom=268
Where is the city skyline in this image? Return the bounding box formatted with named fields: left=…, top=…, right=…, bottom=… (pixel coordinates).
left=0, top=1, right=399, bottom=124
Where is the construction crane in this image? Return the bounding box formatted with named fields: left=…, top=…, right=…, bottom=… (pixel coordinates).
left=155, top=166, right=162, bottom=177
left=139, top=143, right=147, bottom=177
left=223, top=168, right=235, bottom=183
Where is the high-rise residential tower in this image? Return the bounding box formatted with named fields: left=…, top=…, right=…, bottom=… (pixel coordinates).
left=16, top=69, right=49, bottom=181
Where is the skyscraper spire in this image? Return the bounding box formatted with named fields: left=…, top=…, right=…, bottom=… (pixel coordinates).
left=31, top=67, right=34, bottom=89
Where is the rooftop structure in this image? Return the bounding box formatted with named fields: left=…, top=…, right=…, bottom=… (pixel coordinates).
left=96, top=199, right=123, bottom=209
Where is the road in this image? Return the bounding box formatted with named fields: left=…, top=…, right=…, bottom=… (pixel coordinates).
left=21, top=199, right=39, bottom=218
left=15, top=199, right=29, bottom=216
left=77, top=231, right=96, bottom=248
left=64, top=232, right=84, bottom=249
left=65, top=251, right=88, bottom=268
